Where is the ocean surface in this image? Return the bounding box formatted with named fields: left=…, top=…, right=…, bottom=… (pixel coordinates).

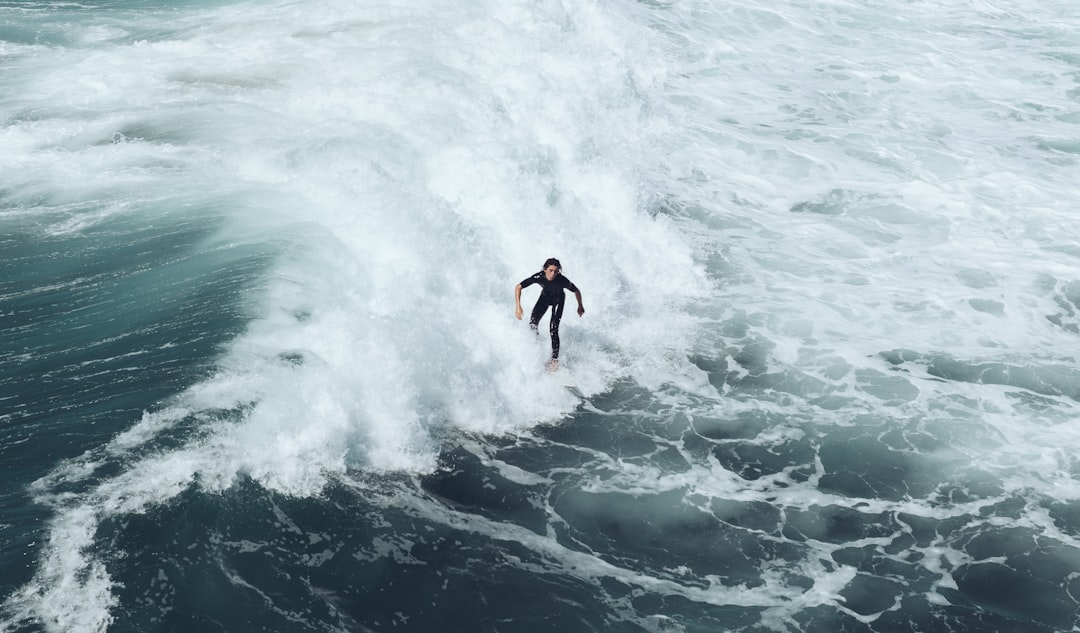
left=3, top=0, right=1080, bottom=631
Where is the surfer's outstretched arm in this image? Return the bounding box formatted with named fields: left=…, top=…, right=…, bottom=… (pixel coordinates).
left=514, top=283, right=524, bottom=320
left=574, top=289, right=584, bottom=317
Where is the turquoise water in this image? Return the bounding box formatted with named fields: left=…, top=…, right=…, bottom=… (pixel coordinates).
left=3, top=0, right=1080, bottom=631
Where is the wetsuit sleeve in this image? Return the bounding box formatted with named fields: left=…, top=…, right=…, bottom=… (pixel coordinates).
left=519, top=273, right=541, bottom=288
left=561, top=276, right=579, bottom=293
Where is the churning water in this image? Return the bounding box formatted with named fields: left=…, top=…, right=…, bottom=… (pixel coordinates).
left=2, top=0, right=1080, bottom=631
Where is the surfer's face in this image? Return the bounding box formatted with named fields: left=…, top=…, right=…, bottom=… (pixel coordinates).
left=543, top=265, right=559, bottom=280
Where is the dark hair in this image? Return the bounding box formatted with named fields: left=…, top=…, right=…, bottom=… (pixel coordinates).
left=543, top=258, right=561, bottom=271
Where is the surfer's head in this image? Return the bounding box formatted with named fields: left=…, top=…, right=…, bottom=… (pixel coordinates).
left=543, top=258, right=561, bottom=280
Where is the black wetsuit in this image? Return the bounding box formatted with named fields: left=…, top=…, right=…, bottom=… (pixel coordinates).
left=520, top=272, right=579, bottom=360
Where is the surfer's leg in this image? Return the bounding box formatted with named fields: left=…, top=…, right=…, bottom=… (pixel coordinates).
left=529, top=299, right=548, bottom=334
left=549, top=300, right=565, bottom=359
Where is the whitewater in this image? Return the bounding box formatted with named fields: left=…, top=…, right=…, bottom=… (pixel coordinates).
left=2, top=0, right=1080, bottom=631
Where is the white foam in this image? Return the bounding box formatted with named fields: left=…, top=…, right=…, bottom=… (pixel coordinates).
left=3, top=0, right=707, bottom=628
left=7, top=0, right=1080, bottom=629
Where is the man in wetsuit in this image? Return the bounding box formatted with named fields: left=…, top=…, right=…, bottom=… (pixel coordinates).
left=515, top=258, right=585, bottom=369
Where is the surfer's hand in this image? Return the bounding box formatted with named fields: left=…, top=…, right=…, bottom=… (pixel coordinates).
left=515, top=306, right=523, bottom=320
left=577, top=305, right=585, bottom=317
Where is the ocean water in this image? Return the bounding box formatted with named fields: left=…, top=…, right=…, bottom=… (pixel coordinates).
left=2, top=0, right=1080, bottom=631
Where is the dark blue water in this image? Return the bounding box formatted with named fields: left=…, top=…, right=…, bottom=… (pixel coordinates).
left=0, top=209, right=273, bottom=612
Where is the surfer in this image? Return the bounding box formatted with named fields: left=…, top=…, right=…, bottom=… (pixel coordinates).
left=515, top=258, right=584, bottom=369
